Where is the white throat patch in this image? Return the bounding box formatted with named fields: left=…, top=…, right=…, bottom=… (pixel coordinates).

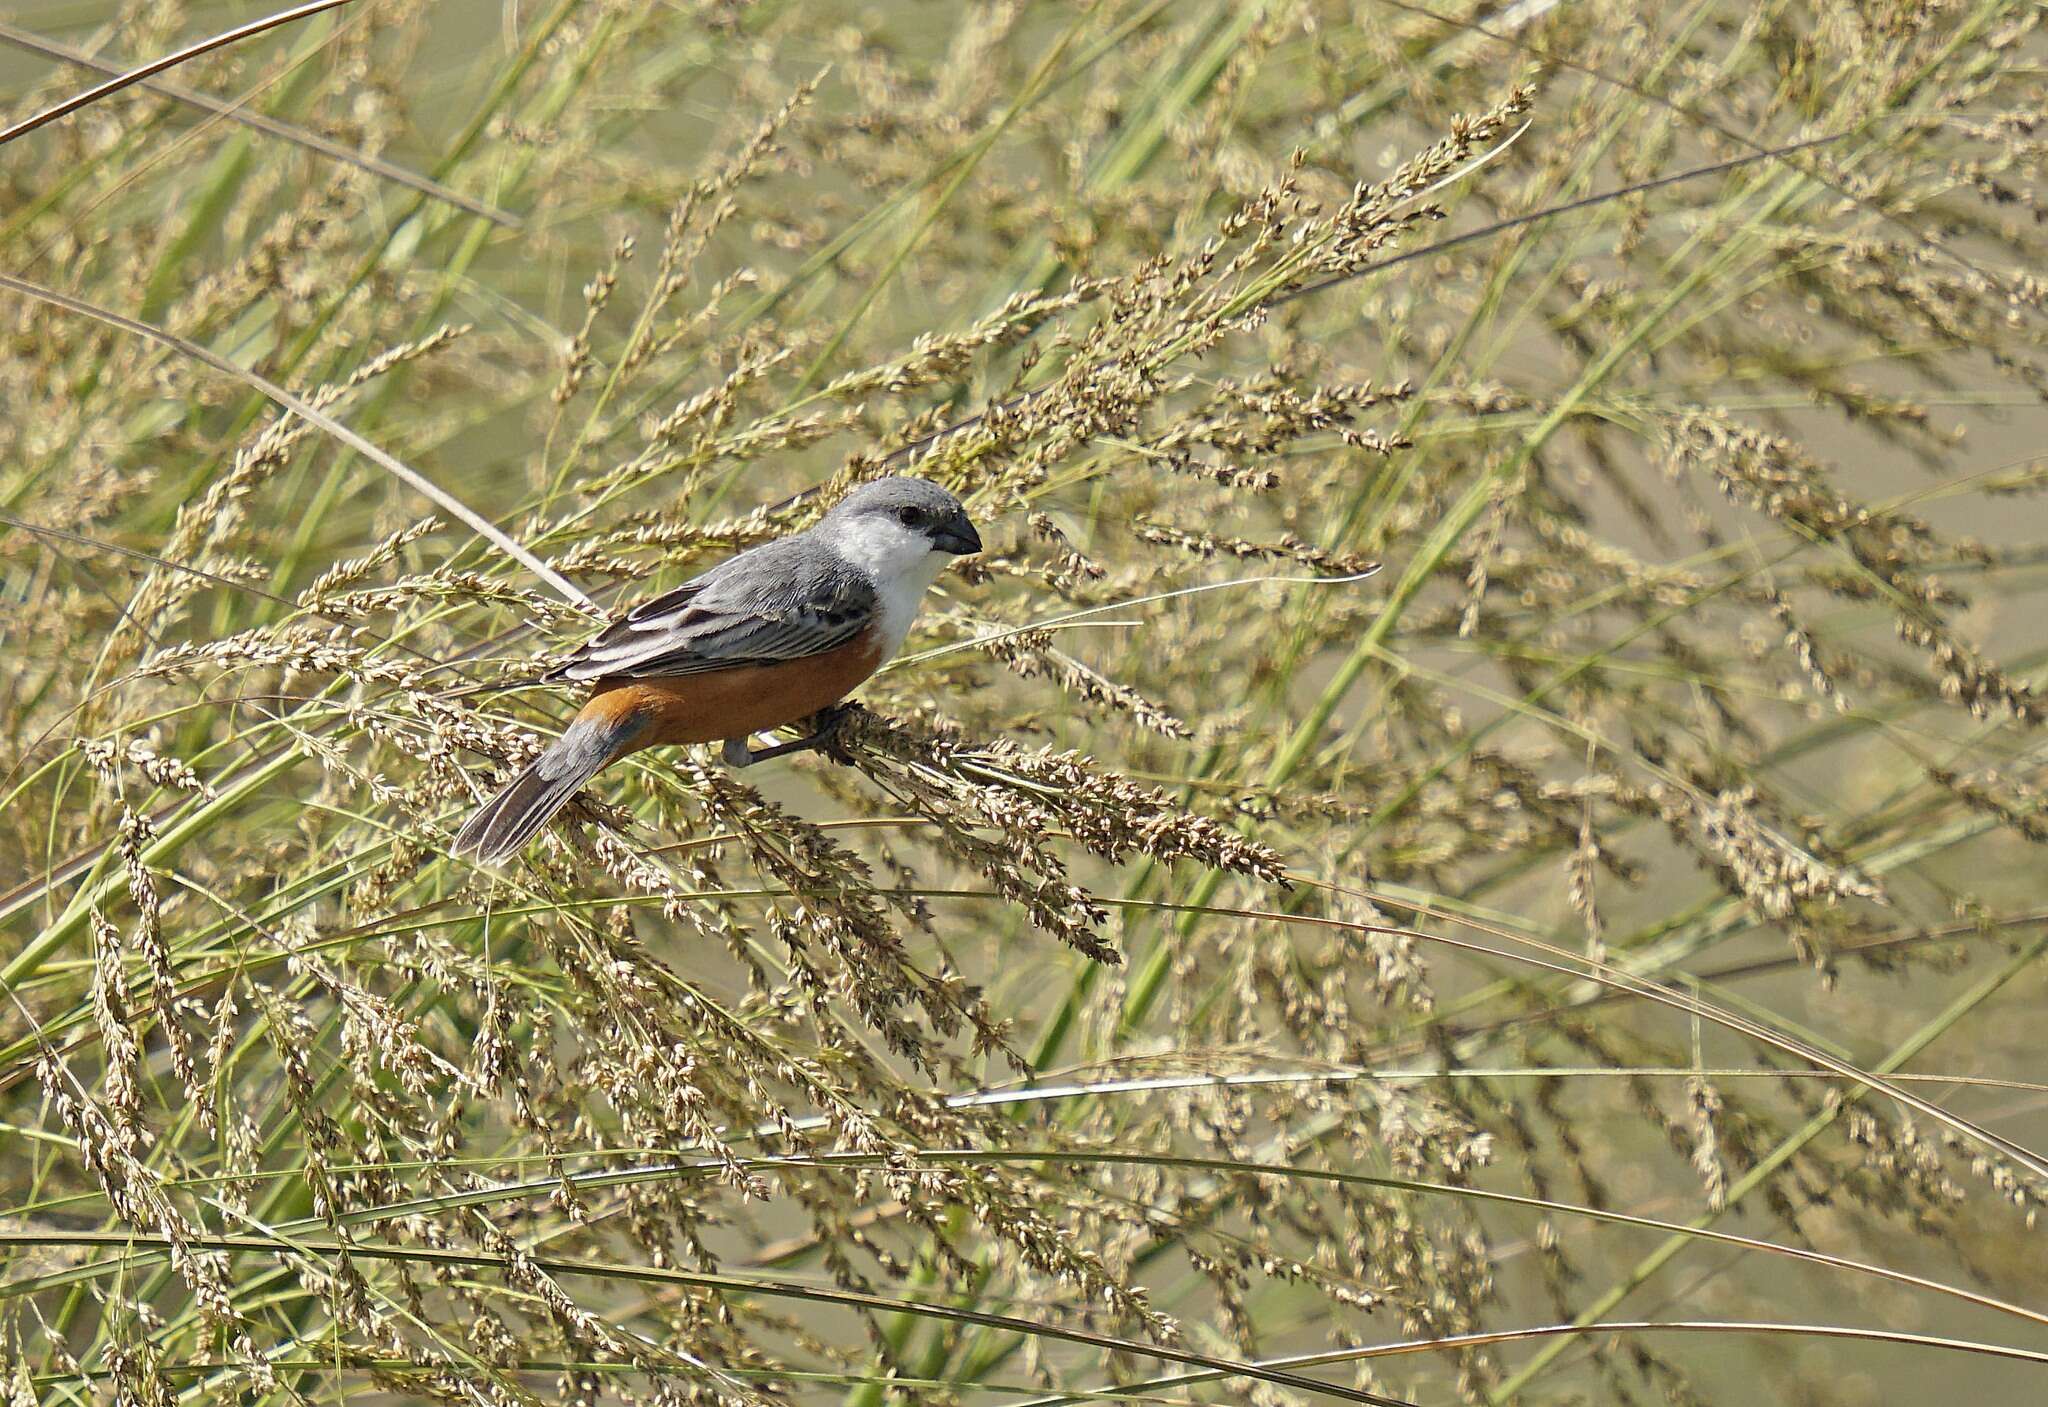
left=826, top=516, right=952, bottom=658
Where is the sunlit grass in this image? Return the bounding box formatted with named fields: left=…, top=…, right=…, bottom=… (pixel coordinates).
left=2, top=1, right=2047, bottom=1404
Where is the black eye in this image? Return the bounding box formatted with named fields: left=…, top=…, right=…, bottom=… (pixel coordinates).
left=895, top=506, right=923, bottom=527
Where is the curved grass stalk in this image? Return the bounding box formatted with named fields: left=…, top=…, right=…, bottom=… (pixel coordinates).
left=0, top=0, right=352, bottom=148
left=0, top=1228, right=1415, bottom=1407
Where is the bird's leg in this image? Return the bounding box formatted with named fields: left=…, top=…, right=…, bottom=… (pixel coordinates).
left=722, top=705, right=857, bottom=767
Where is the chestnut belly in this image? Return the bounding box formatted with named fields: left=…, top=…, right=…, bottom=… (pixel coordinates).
left=580, top=636, right=884, bottom=751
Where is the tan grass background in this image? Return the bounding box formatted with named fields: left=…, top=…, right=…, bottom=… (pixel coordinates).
left=2, top=1, right=2047, bottom=1403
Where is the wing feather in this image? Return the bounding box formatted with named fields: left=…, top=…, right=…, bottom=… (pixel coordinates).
left=547, top=538, right=875, bottom=683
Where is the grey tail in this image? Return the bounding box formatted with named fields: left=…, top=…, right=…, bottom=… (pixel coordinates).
left=452, top=712, right=641, bottom=862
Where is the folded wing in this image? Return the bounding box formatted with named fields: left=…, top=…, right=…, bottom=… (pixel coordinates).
left=547, top=538, right=876, bottom=682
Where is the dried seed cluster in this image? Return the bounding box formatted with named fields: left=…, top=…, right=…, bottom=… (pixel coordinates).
left=2, top=3, right=2047, bottom=1405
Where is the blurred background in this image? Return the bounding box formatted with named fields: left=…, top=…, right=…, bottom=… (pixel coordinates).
left=2, top=1, right=2047, bottom=1403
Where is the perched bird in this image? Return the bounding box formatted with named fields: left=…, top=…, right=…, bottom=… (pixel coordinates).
left=453, top=475, right=982, bottom=861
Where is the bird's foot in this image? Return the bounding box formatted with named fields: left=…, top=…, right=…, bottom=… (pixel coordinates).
left=721, top=705, right=857, bottom=768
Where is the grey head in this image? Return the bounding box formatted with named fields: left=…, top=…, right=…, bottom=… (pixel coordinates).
left=821, top=476, right=982, bottom=558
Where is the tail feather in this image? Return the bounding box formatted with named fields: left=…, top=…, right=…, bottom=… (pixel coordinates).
left=453, top=712, right=639, bottom=862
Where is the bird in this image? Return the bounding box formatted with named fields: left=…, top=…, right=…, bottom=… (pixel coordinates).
left=452, top=475, right=983, bottom=862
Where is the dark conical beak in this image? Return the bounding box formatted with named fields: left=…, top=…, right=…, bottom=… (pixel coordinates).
left=933, top=511, right=982, bottom=556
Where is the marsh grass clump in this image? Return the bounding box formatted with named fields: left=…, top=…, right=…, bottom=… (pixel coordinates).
left=2, top=2, right=2048, bottom=1404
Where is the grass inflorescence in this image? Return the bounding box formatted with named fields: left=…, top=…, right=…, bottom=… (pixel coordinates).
left=2, top=1, right=2047, bottom=1403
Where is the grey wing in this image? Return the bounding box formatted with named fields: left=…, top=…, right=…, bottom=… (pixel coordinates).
left=549, top=542, right=877, bottom=682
